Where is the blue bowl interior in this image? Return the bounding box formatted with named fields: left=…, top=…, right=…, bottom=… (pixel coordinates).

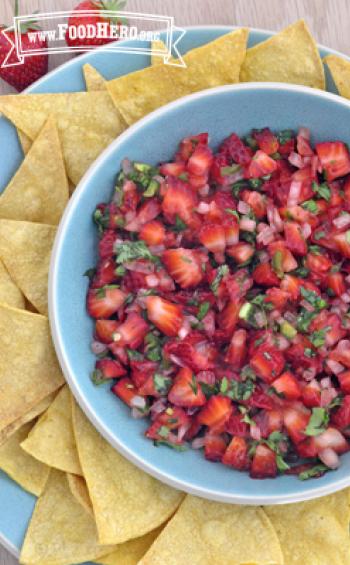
left=52, top=83, right=350, bottom=505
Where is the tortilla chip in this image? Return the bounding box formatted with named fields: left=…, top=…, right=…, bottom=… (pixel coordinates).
left=0, top=391, right=58, bottom=446
left=17, top=129, right=32, bottom=154
left=0, top=117, right=69, bottom=225
left=240, top=20, right=325, bottom=89
left=107, top=28, right=248, bottom=125
left=0, top=303, right=64, bottom=432
left=83, top=63, right=106, bottom=91
left=264, top=491, right=350, bottom=564
left=67, top=473, right=93, bottom=516
left=151, top=40, right=168, bottom=66
left=138, top=495, right=283, bottom=565
left=0, top=219, right=56, bottom=315
left=0, top=258, right=25, bottom=309
left=96, top=527, right=163, bottom=565
left=72, top=401, right=184, bottom=545
left=0, top=421, right=50, bottom=496
left=324, top=54, right=350, bottom=99
left=20, top=469, right=115, bottom=565
left=0, top=91, right=127, bottom=185
left=21, top=386, right=82, bottom=475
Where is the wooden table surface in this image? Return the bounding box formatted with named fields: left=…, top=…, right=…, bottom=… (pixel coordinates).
left=0, top=0, right=349, bottom=562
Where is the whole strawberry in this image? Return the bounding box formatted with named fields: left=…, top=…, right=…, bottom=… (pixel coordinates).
left=65, top=0, right=127, bottom=48
left=0, top=3, right=48, bottom=92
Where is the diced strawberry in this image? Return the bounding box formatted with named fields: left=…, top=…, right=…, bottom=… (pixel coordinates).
left=338, top=371, right=350, bottom=394
left=95, top=358, right=126, bottom=379
left=253, top=128, right=279, bottom=155
left=161, top=177, right=198, bottom=227
left=225, top=329, right=247, bottom=369
left=248, top=387, right=274, bottom=410
left=326, top=272, right=346, bottom=297
left=250, top=347, right=285, bottom=384
left=331, top=231, right=350, bottom=259
left=220, top=133, right=253, bottom=166
left=113, top=312, right=149, bottom=348
left=197, top=395, right=232, bottom=428
left=120, top=180, right=139, bottom=214
left=204, top=433, right=227, bottom=462
left=112, top=378, right=138, bottom=407
left=217, top=301, right=242, bottom=336
left=139, top=220, right=165, bottom=246
left=283, top=407, right=310, bottom=444
left=222, top=436, right=250, bottom=470
left=241, top=190, right=267, bottom=218
left=268, top=241, right=298, bottom=273
left=146, top=406, right=190, bottom=441
left=222, top=216, right=239, bottom=246
left=226, top=243, right=255, bottom=264
left=284, top=222, right=307, bottom=256
left=130, top=360, right=158, bottom=389
left=146, top=295, right=183, bottom=337
left=177, top=133, right=208, bottom=161
left=160, top=161, right=186, bottom=177
left=272, top=371, right=302, bottom=400
left=250, top=444, right=277, bottom=478
left=305, top=252, right=332, bottom=273
left=265, top=288, right=289, bottom=309
left=92, top=258, right=117, bottom=288
left=98, top=229, right=116, bottom=259
left=168, top=367, right=206, bottom=407
left=316, top=141, right=350, bottom=181
left=87, top=287, right=127, bottom=319
left=187, top=144, right=214, bottom=176
left=162, top=248, right=204, bottom=288
left=248, top=150, right=278, bottom=178
left=199, top=223, right=226, bottom=254
left=280, top=275, right=301, bottom=300
left=188, top=173, right=208, bottom=190
left=253, top=263, right=280, bottom=286
left=302, top=380, right=322, bottom=408
left=331, top=395, right=350, bottom=429
left=95, top=319, right=119, bottom=343
left=210, top=153, right=229, bottom=185
left=225, top=411, right=249, bottom=437
left=165, top=332, right=217, bottom=372
left=125, top=198, right=161, bottom=232
left=266, top=409, right=284, bottom=435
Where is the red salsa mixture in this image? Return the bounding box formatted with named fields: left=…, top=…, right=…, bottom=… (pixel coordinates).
left=86, top=127, right=350, bottom=480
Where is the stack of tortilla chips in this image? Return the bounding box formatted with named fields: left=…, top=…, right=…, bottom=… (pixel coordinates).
left=0, top=20, right=350, bottom=564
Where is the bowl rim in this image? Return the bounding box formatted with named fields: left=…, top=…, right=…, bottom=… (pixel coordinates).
left=49, top=82, right=350, bottom=505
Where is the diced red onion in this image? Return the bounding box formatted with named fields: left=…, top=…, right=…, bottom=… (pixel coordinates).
left=202, top=311, right=215, bottom=337
left=254, top=311, right=266, bottom=328
left=311, top=155, right=320, bottom=177
left=238, top=200, right=250, bottom=214
left=274, top=334, right=290, bottom=351
left=284, top=311, right=297, bottom=324
left=121, top=158, right=133, bottom=175
left=149, top=245, right=165, bottom=254
left=326, top=359, right=344, bottom=375
left=257, top=226, right=276, bottom=245
left=250, top=424, right=261, bottom=441
left=240, top=217, right=256, bottom=232
left=288, top=152, right=304, bottom=169
left=337, top=339, right=350, bottom=352
left=90, top=340, right=107, bottom=355
left=130, top=395, right=146, bottom=409
left=302, top=367, right=317, bottom=381
left=131, top=407, right=146, bottom=419
left=333, top=213, right=350, bottom=229
left=124, top=211, right=136, bottom=223
left=178, top=326, right=190, bottom=340
left=125, top=261, right=155, bottom=274
left=198, top=184, right=210, bottom=197
left=302, top=156, right=312, bottom=166
left=267, top=205, right=284, bottom=232
left=320, top=388, right=338, bottom=407
left=153, top=174, right=164, bottom=184
left=287, top=180, right=302, bottom=206
left=145, top=274, right=159, bottom=288
left=123, top=179, right=137, bottom=193
left=298, top=127, right=310, bottom=140
left=258, top=250, right=269, bottom=264
left=178, top=423, right=191, bottom=442
left=197, top=202, right=210, bottom=214
left=341, top=292, right=350, bottom=303
left=175, top=233, right=183, bottom=245
left=300, top=223, right=312, bottom=239
left=223, top=170, right=244, bottom=186
left=169, top=354, right=187, bottom=368
left=150, top=398, right=167, bottom=419
left=320, top=377, right=331, bottom=389
left=216, top=298, right=226, bottom=312
left=300, top=300, right=314, bottom=312
left=318, top=447, right=340, bottom=469
left=192, top=437, right=205, bottom=449
left=197, top=371, right=216, bottom=385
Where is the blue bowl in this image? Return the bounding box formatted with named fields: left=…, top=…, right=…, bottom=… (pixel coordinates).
left=50, top=83, right=350, bottom=505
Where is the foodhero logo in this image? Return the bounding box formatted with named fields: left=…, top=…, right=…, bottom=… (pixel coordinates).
left=1, top=10, right=186, bottom=68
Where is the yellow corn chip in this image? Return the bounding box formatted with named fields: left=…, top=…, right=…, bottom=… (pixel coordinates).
left=324, top=54, right=350, bottom=99
left=0, top=303, right=63, bottom=432
left=67, top=473, right=93, bottom=516
left=96, top=527, right=163, bottom=565
left=72, top=401, right=184, bottom=545
left=0, top=258, right=25, bottom=309
left=0, top=91, right=127, bottom=185
left=107, top=28, right=248, bottom=125
left=83, top=63, right=106, bottom=91
left=0, top=219, right=56, bottom=315
left=0, top=117, right=69, bottom=225
left=138, top=495, right=283, bottom=565
left=151, top=40, right=168, bottom=66
left=240, top=20, right=325, bottom=89
left=264, top=491, right=350, bottom=565
left=17, top=129, right=32, bottom=154
left=21, top=386, right=82, bottom=476
left=20, top=469, right=115, bottom=565
left=0, top=421, right=50, bottom=496
left=0, top=391, right=58, bottom=446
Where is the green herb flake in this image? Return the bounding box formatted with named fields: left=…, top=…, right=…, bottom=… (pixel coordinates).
left=277, top=129, right=294, bottom=144
left=312, top=181, right=331, bottom=201
left=197, top=301, right=210, bottom=321
left=300, top=286, right=328, bottom=311
left=225, top=208, right=240, bottom=219
left=154, top=374, right=172, bottom=395
left=126, top=348, right=144, bottom=361
left=305, top=407, right=329, bottom=436
left=298, top=464, right=330, bottom=481
left=221, top=164, right=241, bottom=176
left=171, top=215, right=187, bottom=232
left=309, top=326, right=331, bottom=348
left=272, top=250, right=284, bottom=278
left=301, top=200, right=318, bottom=214
left=210, top=265, right=229, bottom=295
left=153, top=440, right=188, bottom=452
left=115, top=241, right=158, bottom=264
left=143, top=179, right=160, bottom=197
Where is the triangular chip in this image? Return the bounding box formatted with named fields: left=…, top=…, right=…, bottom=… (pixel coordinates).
left=0, top=91, right=127, bottom=185
left=72, top=401, right=184, bottom=544
left=151, top=40, right=168, bottom=66
left=240, top=20, right=325, bottom=89
left=0, top=421, right=50, bottom=496
left=96, top=527, right=163, bottom=565
left=0, top=391, right=58, bottom=446
left=107, top=28, right=248, bottom=125
left=67, top=473, right=93, bottom=516
left=0, top=303, right=64, bottom=432
left=0, top=258, right=25, bottom=309
left=138, top=495, right=284, bottom=565
left=0, top=117, right=69, bottom=225
left=0, top=219, right=56, bottom=315
left=83, top=63, right=106, bottom=91
left=20, top=469, right=115, bottom=565
left=265, top=491, right=350, bottom=564
left=17, top=129, right=32, bottom=154
left=324, top=54, right=350, bottom=99
left=21, top=386, right=82, bottom=475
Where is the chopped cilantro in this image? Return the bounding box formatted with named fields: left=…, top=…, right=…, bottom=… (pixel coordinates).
left=171, top=215, right=187, bottom=232
left=298, top=464, right=330, bottom=481
left=346, top=230, right=350, bottom=244
left=189, top=375, right=198, bottom=395
left=225, top=208, right=240, bottom=219
left=143, top=179, right=160, bottom=197
left=312, top=181, right=331, bottom=201
left=304, top=347, right=316, bottom=358
left=232, top=180, right=247, bottom=198
left=314, top=231, right=326, bottom=241
left=210, top=265, right=229, bottom=295
left=154, top=374, right=172, bottom=395
left=145, top=333, right=162, bottom=362
left=277, top=129, right=294, bottom=144
left=115, top=265, right=126, bottom=277
left=153, top=440, right=187, bottom=451
left=158, top=425, right=170, bottom=438
left=300, top=286, right=328, bottom=310
left=305, top=407, right=329, bottom=436
left=301, top=199, right=318, bottom=213
left=248, top=178, right=262, bottom=189
left=126, top=348, right=143, bottom=361
left=309, top=326, right=330, bottom=348
left=91, top=369, right=106, bottom=386
left=115, top=241, right=158, bottom=264
left=178, top=172, right=188, bottom=181
left=297, top=310, right=317, bottom=333
left=197, top=301, right=210, bottom=321
left=221, top=379, right=255, bottom=401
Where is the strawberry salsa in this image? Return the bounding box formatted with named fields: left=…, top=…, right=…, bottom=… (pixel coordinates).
left=86, top=127, right=350, bottom=480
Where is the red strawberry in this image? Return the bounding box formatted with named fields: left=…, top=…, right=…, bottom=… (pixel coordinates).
left=250, top=347, right=285, bottom=384
left=199, top=223, right=226, bottom=254
left=225, top=329, right=247, bottom=369
left=331, top=231, right=350, bottom=259
left=161, top=177, right=197, bottom=227
left=197, top=395, right=232, bottom=428
left=146, top=295, right=183, bottom=337
left=272, top=371, right=302, bottom=401
left=162, top=248, right=204, bottom=289
left=168, top=367, right=206, bottom=407
left=284, top=222, right=307, bottom=256
left=95, top=319, right=119, bottom=343
left=94, top=358, right=126, bottom=379
left=165, top=333, right=217, bottom=372
left=226, top=243, right=255, bottom=264
left=176, top=133, right=208, bottom=162
left=302, top=380, right=322, bottom=408
left=99, top=230, right=116, bottom=259
left=268, top=241, right=298, bottom=273
left=331, top=396, right=350, bottom=429
left=92, top=258, right=117, bottom=288
left=187, top=144, right=213, bottom=176
left=248, top=150, right=278, bottom=178
left=217, top=301, right=242, bottom=336
left=222, top=216, right=239, bottom=246
left=220, top=133, right=253, bottom=165
left=222, top=436, right=250, bottom=470
left=280, top=274, right=301, bottom=300
left=316, top=141, right=350, bottom=181
left=65, top=0, right=126, bottom=48
left=0, top=14, right=48, bottom=91
left=204, top=433, right=227, bottom=462
left=248, top=387, right=274, bottom=410
left=250, top=444, right=277, bottom=478
left=125, top=198, right=161, bottom=232
left=146, top=407, right=190, bottom=442
left=160, top=162, right=186, bottom=177
left=130, top=360, right=158, bottom=388
left=283, top=407, right=311, bottom=444
left=253, top=263, right=280, bottom=287
left=253, top=128, right=279, bottom=155
left=241, top=190, right=267, bottom=218
left=225, top=411, right=249, bottom=437
left=112, top=312, right=149, bottom=348
left=326, top=272, right=346, bottom=297
left=139, top=220, right=165, bottom=246
left=265, top=288, right=289, bottom=310
left=87, top=286, right=126, bottom=318
left=112, top=378, right=139, bottom=407
left=338, top=371, right=350, bottom=394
